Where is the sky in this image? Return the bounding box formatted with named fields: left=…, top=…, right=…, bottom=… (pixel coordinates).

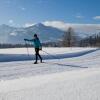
left=0, top=0, right=100, bottom=27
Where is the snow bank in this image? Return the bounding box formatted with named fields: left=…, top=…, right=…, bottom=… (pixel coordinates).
left=0, top=47, right=98, bottom=62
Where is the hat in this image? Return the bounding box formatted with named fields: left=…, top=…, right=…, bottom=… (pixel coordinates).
left=34, top=34, right=37, bottom=37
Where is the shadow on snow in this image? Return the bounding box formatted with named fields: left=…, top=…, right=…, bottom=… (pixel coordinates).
left=0, top=48, right=99, bottom=62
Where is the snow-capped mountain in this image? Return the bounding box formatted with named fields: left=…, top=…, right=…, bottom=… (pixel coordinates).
left=25, top=23, right=65, bottom=42
left=0, top=23, right=64, bottom=44
left=1, top=23, right=94, bottom=44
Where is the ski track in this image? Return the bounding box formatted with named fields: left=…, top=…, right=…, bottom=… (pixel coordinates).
left=0, top=48, right=100, bottom=80
left=0, top=48, right=100, bottom=100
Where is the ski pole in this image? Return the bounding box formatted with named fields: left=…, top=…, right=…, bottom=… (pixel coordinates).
left=42, top=50, right=60, bottom=60
left=25, top=40, right=30, bottom=56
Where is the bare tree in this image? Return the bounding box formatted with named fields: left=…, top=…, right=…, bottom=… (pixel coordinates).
left=62, top=27, right=76, bottom=47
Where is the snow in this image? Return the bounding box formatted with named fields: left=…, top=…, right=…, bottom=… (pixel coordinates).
left=0, top=47, right=96, bottom=54
left=0, top=47, right=100, bottom=100
left=0, top=47, right=97, bottom=62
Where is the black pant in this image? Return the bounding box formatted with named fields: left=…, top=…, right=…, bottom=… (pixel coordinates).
left=35, top=48, right=42, bottom=63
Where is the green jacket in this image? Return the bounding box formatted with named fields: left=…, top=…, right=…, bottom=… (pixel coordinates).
left=26, top=38, right=42, bottom=48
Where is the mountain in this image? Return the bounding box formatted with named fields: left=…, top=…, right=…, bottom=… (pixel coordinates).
left=0, top=24, right=16, bottom=43
left=0, top=23, right=88, bottom=44
left=0, top=23, right=65, bottom=44
left=25, top=23, right=65, bottom=42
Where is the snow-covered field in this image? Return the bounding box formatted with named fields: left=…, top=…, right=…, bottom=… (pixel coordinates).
left=0, top=47, right=100, bottom=100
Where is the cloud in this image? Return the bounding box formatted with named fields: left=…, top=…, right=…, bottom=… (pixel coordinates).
left=10, top=32, right=17, bottom=36
left=76, top=15, right=84, bottom=19
left=93, top=16, right=100, bottom=20
left=24, top=23, right=35, bottom=27
left=8, top=19, right=14, bottom=24
left=43, top=21, right=68, bottom=31
left=43, top=21, right=100, bottom=33
left=75, top=13, right=84, bottom=19
left=20, top=7, right=26, bottom=11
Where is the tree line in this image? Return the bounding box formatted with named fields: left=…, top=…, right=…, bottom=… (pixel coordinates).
left=62, top=27, right=100, bottom=47
left=79, top=33, right=100, bottom=47
left=0, top=43, right=32, bottom=48
left=0, top=27, right=100, bottom=48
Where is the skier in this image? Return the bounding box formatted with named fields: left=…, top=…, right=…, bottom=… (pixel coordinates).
left=24, top=34, right=42, bottom=64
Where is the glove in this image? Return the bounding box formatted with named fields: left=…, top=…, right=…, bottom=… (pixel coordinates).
left=39, top=47, right=42, bottom=50
left=24, top=39, right=27, bottom=41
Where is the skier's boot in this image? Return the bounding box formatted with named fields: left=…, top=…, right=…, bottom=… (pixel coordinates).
left=34, top=61, right=37, bottom=64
